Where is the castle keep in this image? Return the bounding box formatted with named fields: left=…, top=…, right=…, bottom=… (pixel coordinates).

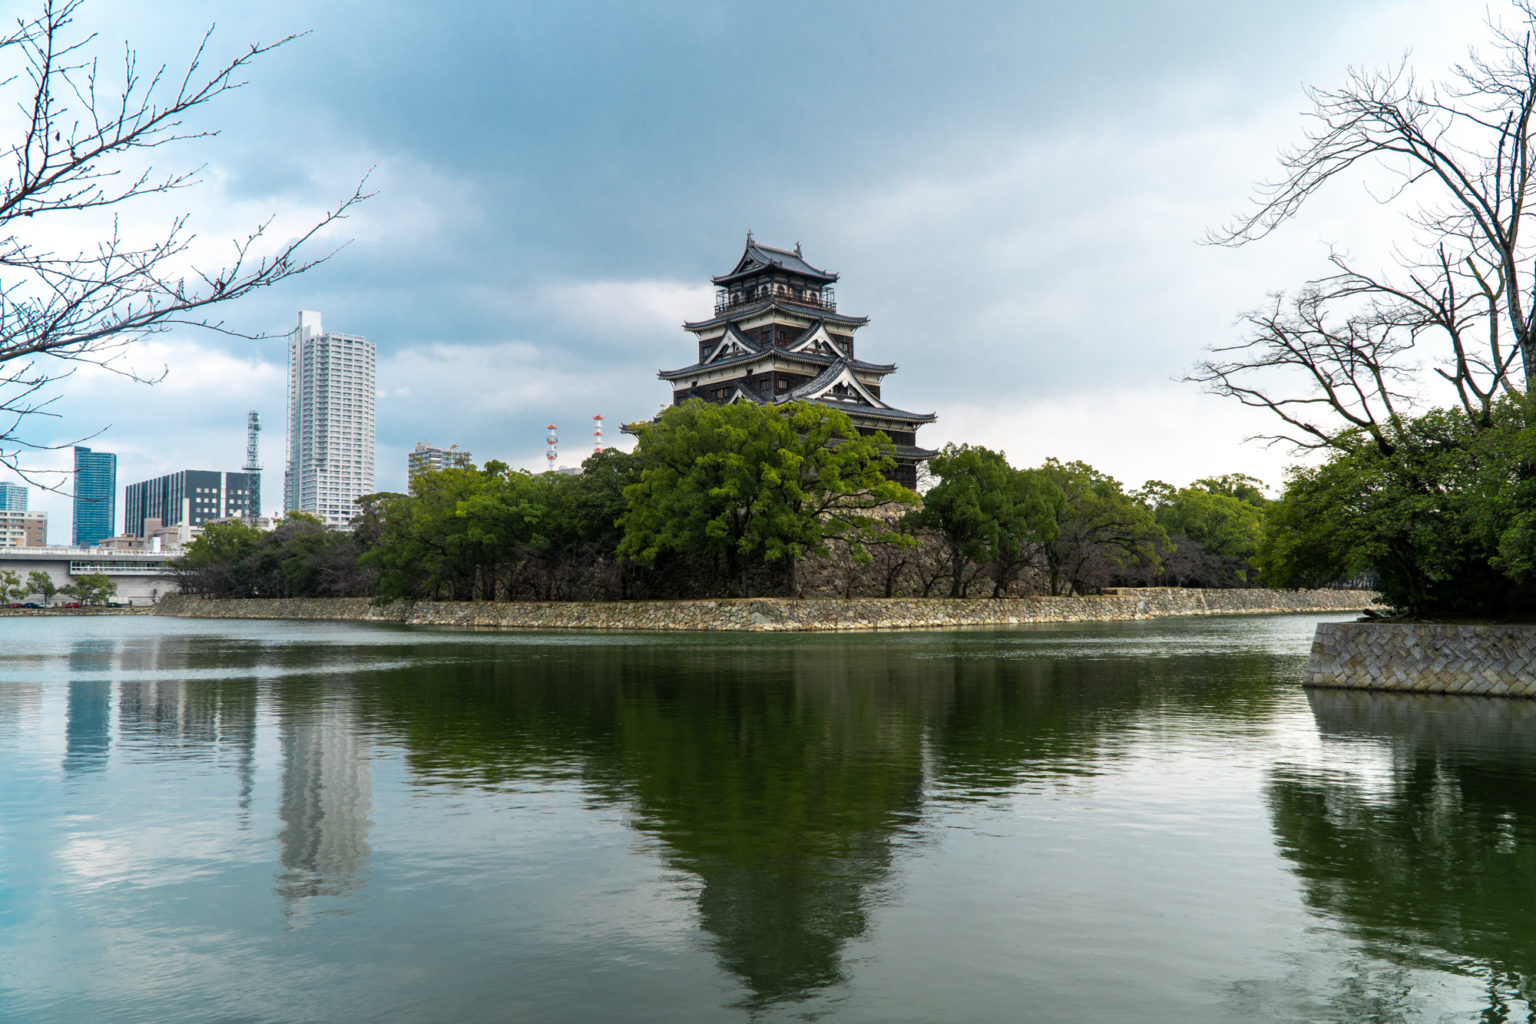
left=658, top=236, right=936, bottom=489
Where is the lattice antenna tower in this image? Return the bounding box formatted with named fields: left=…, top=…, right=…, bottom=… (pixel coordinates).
left=546, top=424, right=558, bottom=469
left=245, top=410, right=262, bottom=474
left=592, top=414, right=604, bottom=454
left=244, top=410, right=262, bottom=517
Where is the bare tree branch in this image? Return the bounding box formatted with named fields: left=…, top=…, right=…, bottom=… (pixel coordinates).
left=1199, top=2, right=1536, bottom=436
left=0, top=0, right=372, bottom=482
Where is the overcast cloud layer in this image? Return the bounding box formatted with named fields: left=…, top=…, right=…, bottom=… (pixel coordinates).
left=6, top=0, right=1488, bottom=542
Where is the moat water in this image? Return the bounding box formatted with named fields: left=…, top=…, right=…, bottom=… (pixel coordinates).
left=2, top=613, right=1533, bottom=1023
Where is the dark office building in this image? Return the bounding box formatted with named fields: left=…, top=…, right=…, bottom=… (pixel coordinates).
left=72, top=446, right=117, bottom=547
left=124, top=470, right=260, bottom=537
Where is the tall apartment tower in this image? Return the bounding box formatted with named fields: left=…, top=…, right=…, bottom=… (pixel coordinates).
left=0, top=481, right=26, bottom=510
left=72, top=445, right=117, bottom=547
left=284, top=311, right=376, bottom=529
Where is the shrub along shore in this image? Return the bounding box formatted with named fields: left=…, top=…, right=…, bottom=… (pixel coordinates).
left=155, top=588, right=1377, bottom=632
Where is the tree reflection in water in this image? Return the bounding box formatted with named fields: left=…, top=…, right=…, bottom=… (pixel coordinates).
left=353, top=634, right=1285, bottom=1012
left=1266, top=689, right=1536, bottom=1018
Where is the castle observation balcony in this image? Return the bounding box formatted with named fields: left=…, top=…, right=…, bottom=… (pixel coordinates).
left=715, top=284, right=836, bottom=316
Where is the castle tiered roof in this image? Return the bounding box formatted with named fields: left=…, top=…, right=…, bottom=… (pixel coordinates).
left=660, top=318, right=897, bottom=379
left=711, top=238, right=838, bottom=286
left=649, top=236, right=937, bottom=485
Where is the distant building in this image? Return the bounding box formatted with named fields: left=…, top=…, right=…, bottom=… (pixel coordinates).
left=72, top=446, right=117, bottom=547
left=407, top=442, right=473, bottom=485
left=0, top=508, right=46, bottom=548
left=124, top=470, right=260, bottom=538
left=100, top=516, right=201, bottom=553
left=0, top=481, right=26, bottom=510
left=284, top=311, right=376, bottom=529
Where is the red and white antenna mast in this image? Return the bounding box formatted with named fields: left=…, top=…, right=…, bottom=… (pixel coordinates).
left=545, top=424, right=558, bottom=469
left=592, top=413, right=604, bottom=454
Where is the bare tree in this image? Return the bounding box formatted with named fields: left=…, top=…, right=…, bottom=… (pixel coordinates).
left=1194, top=2, right=1536, bottom=452
left=0, top=0, right=368, bottom=478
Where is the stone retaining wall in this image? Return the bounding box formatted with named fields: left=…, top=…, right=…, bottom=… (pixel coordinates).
left=155, top=587, right=1377, bottom=632
left=0, top=606, right=153, bottom=617
left=1305, top=621, right=1536, bottom=698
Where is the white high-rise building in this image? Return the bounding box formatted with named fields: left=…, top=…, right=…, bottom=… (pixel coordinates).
left=284, top=311, right=376, bottom=529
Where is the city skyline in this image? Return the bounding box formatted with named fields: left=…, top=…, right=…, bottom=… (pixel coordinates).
left=1, top=0, right=1491, bottom=543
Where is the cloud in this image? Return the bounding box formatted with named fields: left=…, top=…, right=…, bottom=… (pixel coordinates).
left=536, top=279, right=714, bottom=346
left=374, top=340, right=641, bottom=483
left=0, top=0, right=1501, bottom=547
left=931, top=387, right=1313, bottom=493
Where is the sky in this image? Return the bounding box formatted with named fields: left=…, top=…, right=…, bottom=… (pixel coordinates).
left=1, top=0, right=1493, bottom=542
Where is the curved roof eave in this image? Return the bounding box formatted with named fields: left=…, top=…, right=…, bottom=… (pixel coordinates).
left=658, top=350, right=897, bottom=380
left=683, top=298, right=869, bottom=331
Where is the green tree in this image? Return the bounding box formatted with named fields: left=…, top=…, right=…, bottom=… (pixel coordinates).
left=1260, top=402, right=1536, bottom=616
left=364, top=463, right=547, bottom=601
left=173, top=520, right=265, bottom=597
left=619, top=400, right=916, bottom=597
left=1192, top=474, right=1268, bottom=507
left=174, top=515, right=372, bottom=599
left=360, top=451, right=641, bottom=603
left=25, top=570, right=56, bottom=606
left=0, top=569, right=25, bottom=603
left=523, top=448, right=643, bottom=599
left=909, top=444, right=1062, bottom=597
left=259, top=516, right=372, bottom=598
left=68, top=573, right=115, bottom=606
left=1034, top=460, right=1166, bottom=596
left=1141, top=477, right=1267, bottom=587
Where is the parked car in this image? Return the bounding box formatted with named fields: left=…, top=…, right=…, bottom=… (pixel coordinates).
left=22, top=603, right=38, bottom=609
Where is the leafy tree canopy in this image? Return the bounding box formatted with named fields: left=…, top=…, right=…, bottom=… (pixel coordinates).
left=619, top=400, right=916, bottom=597
left=1260, top=401, right=1536, bottom=617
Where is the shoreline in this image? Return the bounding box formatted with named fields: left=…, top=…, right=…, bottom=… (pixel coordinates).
left=155, top=588, right=1379, bottom=633
left=0, top=606, right=154, bottom=616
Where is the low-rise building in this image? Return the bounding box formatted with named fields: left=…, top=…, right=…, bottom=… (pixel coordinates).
left=124, top=470, right=259, bottom=538
left=0, top=545, right=177, bottom=604
left=0, top=509, right=46, bottom=548
left=408, top=442, right=474, bottom=485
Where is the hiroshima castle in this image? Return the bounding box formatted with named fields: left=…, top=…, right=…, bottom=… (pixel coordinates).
left=657, top=235, right=936, bottom=489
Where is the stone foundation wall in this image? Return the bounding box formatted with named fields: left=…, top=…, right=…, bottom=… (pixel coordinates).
left=1305, top=621, right=1536, bottom=698
left=155, top=587, right=1377, bottom=632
